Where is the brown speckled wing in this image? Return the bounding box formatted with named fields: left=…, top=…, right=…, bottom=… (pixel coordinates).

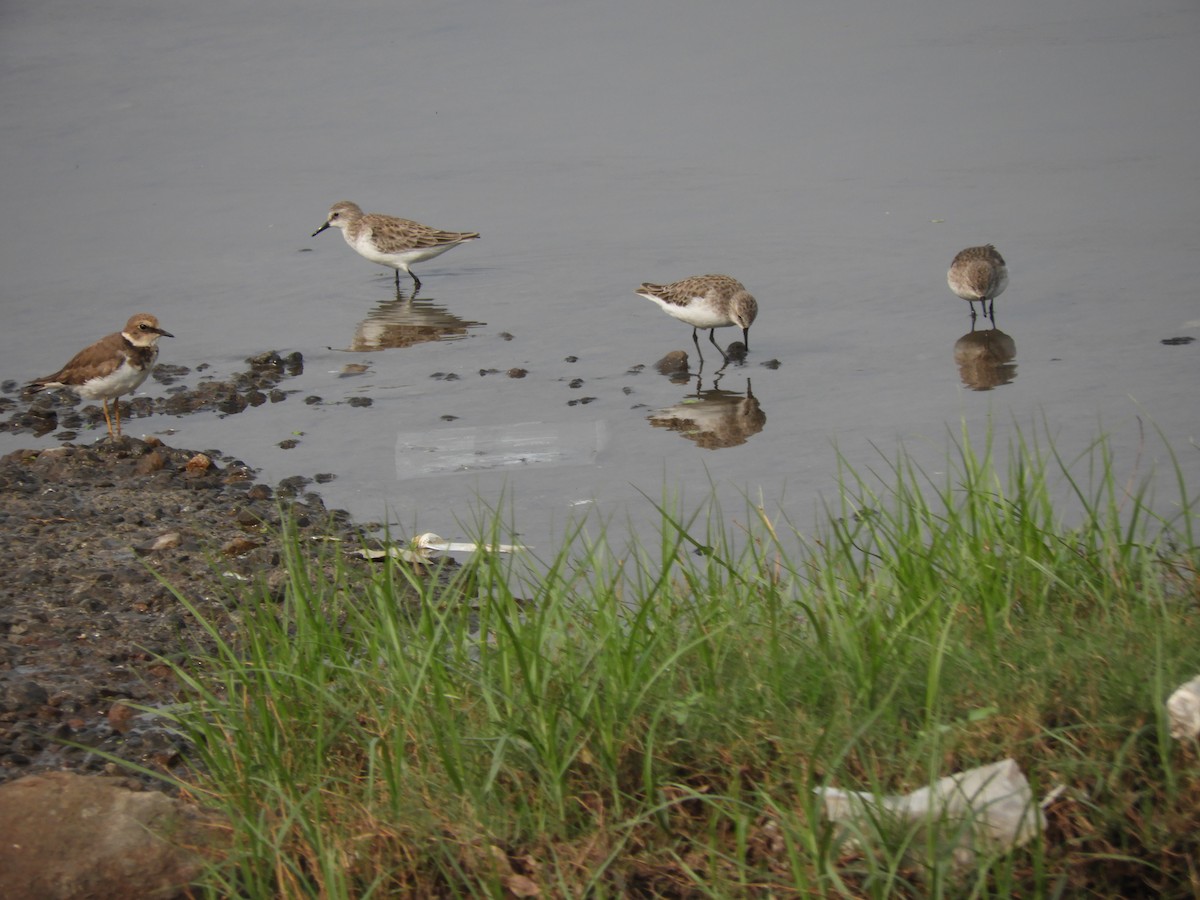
left=363, top=215, right=479, bottom=253
left=33, top=331, right=128, bottom=387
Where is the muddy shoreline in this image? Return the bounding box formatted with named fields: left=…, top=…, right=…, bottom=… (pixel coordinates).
left=0, top=353, right=372, bottom=789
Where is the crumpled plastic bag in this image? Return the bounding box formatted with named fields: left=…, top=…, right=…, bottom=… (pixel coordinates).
left=1167, top=675, right=1200, bottom=741
left=815, top=758, right=1045, bottom=871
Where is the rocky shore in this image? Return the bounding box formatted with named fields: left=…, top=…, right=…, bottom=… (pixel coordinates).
left=0, top=351, right=420, bottom=897
left=0, top=352, right=366, bottom=787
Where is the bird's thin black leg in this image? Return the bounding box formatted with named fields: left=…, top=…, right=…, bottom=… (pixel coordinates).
left=691, top=327, right=704, bottom=361
left=709, top=328, right=731, bottom=364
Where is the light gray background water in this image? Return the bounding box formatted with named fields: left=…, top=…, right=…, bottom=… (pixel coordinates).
left=2, top=0, right=1197, bottom=547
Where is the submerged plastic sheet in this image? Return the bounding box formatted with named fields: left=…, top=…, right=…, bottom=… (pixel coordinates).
left=395, top=421, right=608, bottom=479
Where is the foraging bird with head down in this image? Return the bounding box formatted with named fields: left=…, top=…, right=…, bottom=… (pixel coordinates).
left=636, top=274, right=758, bottom=364
left=948, top=244, right=1008, bottom=324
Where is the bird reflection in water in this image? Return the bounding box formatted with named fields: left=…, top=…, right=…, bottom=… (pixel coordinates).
left=954, top=327, right=1017, bottom=391
left=335, top=295, right=485, bottom=352
left=648, top=379, right=766, bottom=449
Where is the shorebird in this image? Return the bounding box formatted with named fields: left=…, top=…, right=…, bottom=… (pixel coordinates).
left=312, top=201, right=480, bottom=290
left=948, top=244, right=1008, bottom=324
left=635, top=274, right=758, bottom=364
left=27, top=313, right=174, bottom=438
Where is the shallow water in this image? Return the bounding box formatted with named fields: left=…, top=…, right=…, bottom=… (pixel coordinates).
left=2, top=0, right=1197, bottom=548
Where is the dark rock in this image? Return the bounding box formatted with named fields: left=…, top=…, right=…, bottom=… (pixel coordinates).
left=276, top=475, right=311, bottom=497
left=246, top=350, right=285, bottom=371
left=3, top=680, right=48, bottom=713
left=221, top=536, right=262, bottom=557
left=655, top=351, right=690, bottom=376
left=217, top=393, right=248, bottom=415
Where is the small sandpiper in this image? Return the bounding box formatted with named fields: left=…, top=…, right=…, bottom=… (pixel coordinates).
left=27, top=313, right=174, bottom=438
left=947, top=244, right=1008, bottom=324
left=635, top=274, right=758, bottom=363
left=312, top=201, right=480, bottom=290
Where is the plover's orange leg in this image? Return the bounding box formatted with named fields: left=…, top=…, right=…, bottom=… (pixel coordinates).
left=100, top=399, right=116, bottom=438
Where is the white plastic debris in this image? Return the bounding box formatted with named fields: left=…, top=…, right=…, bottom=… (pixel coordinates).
left=1167, top=675, right=1200, bottom=740
left=412, top=533, right=528, bottom=555
left=354, top=533, right=529, bottom=563
left=816, top=758, right=1045, bottom=869
left=355, top=545, right=429, bottom=563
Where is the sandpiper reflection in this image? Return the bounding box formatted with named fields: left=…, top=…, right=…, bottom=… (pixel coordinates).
left=954, top=327, right=1016, bottom=391
left=648, top=379, right=765, bottom=449
left=338, top=296, right=485, bottom=351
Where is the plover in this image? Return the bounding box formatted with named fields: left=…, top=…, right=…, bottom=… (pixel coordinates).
left=635, top=274, right=758, bottom=363
left=948, top=245, right=1008, bottom=324
left=27, top=313, right=174, bottom=438
left=312, top=201, right=480, bottom=290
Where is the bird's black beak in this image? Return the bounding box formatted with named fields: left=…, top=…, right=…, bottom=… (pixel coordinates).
left=312, top=222, right=331, bottom=238
left=742, top=327, right=750, bottom=349
left=156, top=328, right=175, bottom=339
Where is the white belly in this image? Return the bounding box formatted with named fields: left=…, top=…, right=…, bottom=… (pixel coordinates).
left=76, top=356, right=154, bottom=400
left=350, top=233, right=459, bottom=268
left=639, top=293, right=732, bottom=329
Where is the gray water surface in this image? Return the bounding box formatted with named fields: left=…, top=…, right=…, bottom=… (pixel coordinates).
left=2, top=0, right=1197, bottom=547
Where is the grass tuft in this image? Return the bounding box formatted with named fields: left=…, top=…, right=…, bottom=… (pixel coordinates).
left=155, top=423, right=1200, bottom=897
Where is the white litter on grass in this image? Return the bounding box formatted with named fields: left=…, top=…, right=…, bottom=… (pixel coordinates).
left=815, top=758, right=1046, bottom=871
left=1167, top=675, right=1200, bottom=741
